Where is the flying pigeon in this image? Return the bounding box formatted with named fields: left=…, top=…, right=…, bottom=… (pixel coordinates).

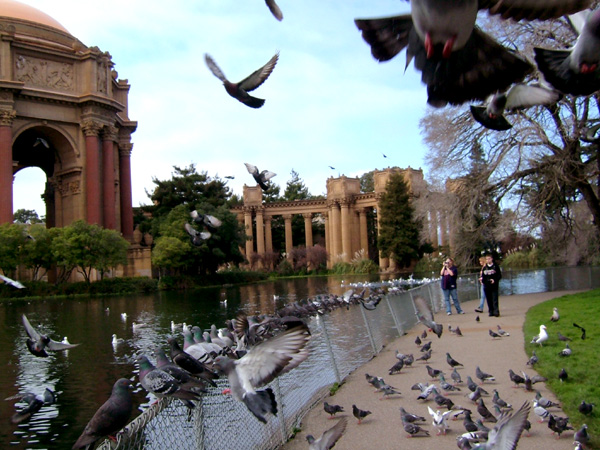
left=306, top=417, right=347, bottom=450
left=323, top=402, right=344, bottom=418
left=413, top=296, right=443, bottom=338
left=190, top=210, right=222, bottom=229
left=0, top=273, right=25, bottom=289
left=573, top=322, right=586, bottom=339
left=184, top=223, right=211, bottom=246
left=428, top=405, right=454, bottom=435
left=470, top=401, right=531, bottom=449
left=137, top=355, right=202, bottom=406
left=204, top=52, right=279, bottom=108
left=213, top=324, right=310, bottom=423
left=244, top=162, right=277, bottom=191
left=550, top=307, right=560, bottom=322
left=72, top=378, right=133, bottom=449
left=7, top=392, right=45, bottom=424
left=352, top=404, right=371, bottom=424
left=265, top=0, right=283, bottom=21
left=22, top=314, right=80, bottom=357
left=470, top=83, right=560, bottom=130
left=530, top=324, right=548, bottom=346
left=535, top=9, right=600, bottom=95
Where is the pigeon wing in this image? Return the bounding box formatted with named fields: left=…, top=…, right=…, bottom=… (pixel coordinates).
left=313, top=417, right=348, bottom=450
left=238, top=52, right=279, bottom=92
left=204, top=54, right=227, bottom=82
left=244, top=163, right=259, bottom=176
left=265, top=0, right=283, bottom=21
left=204, top=215, right=222, bottom=228
left=259, top=170, right=277, bottom=183
left=505, top=84, right=560, bottom=110
left=470, top=105, right=513, bottom=131
left=47, top=338, right=80, bottom=351
left=235, top=324, right=310, bottom=389
left=486, top=401, right=530, bottom=450
left=354, top=14, right=413, bottom=62
left=22, top=314, right=42, bottom=342
left=480, top=0, right=591, bottom=21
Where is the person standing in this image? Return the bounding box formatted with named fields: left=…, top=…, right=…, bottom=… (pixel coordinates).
left=480, top=254, right=502, bottom=317
left=475, top=256, right=486, bottom=313
left=440, top=257, right=464, bottom=315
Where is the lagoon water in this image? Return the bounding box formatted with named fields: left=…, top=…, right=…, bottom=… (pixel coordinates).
left=0, top=275, right=377, bottom=450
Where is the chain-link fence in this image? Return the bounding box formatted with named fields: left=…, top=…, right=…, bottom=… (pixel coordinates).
left=98, top=266, right=600, bottom=450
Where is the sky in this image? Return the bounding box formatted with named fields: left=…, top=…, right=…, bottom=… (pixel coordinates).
left=13, top=0, right=430, bottom=217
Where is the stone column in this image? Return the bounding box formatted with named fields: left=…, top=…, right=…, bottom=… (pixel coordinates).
left=255, top=207, right=265, bottom=256
left=429, top=210, right=439, bottom=248
left=323, top=212, right=331, bottom=267
left=376, top=200, right=389, bottom=270
left=440, top=211, right=449, bottom=247
left=340, top=198, right=352, bottom=262
left=102, top=126, right=118, bottom=230
left=0, top=110, right=16, bottom=224
left=244, top=207, right=254, bottom=258
left=303, top=213, right=313, bottom=248
left=359, top=207, right=369, bottom=255
left=283, top=214, right=293, bottom=258
left=119, top=143, right=134, bottom=239
left=264, top=216, right=273, bottom=253
left=329, top=201, right=341, bottom=261
left=82, top=120, right=103, bottom=225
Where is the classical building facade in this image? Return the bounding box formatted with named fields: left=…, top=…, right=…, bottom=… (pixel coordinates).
left=233, top=167, right=433, bottom=270
left=0, top=1, right=150, bottom=276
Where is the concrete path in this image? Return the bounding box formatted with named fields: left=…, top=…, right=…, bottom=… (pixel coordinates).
left=283, top=291, right=581, bottom=450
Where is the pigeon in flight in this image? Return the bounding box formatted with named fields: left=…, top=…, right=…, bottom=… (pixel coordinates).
left=573, top=322, right=586, bottom=339
left=0, top=274, right=25, bottom=289
left=470, top=83, right=560, bottom=131
left=190, top=210, right=222, bottom=229
left=22, top=314, right=80, bottom=357
left=6, top=389, right=55, bottom=424
left=355, top=0, right=590, bottom=107
left=413, top=295, right=443, bottom=338
left=265, top=0, right=283, bottom=21
left=306, top=417, right=347, bottom=450
left=535, top=9, right=600, bottom=95
left=213, top=324, right=310, bottom=423
left=72, top=378, right=133, bottom=449
left=205, top=52, right=279, bottom=108
left=244, top=163, right=277, bottom=191
left=184, top=222, right=211, bottom=246
left=470, top=401, right=530, bottom=449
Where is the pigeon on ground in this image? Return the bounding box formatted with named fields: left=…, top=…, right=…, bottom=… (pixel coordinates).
left=439, top=374, right=461, bottom=392
left=416, top=349, right=432, bottom=362
left=492, top=389, right=511, bottom=410
left=557, top=332, right=571, bottom=342
left=323, top=402, right=344, bottom=418
left=463, top=410, right=479, bottom=433
left=508, top=369, right=525, bottom=388
left=476, top=315, right=480, bottom=322
left=468, top=386, right=486, bottom=403
left=470, top=401, right=531, bottom=450
left=470, top=83, right=560, bottom=131
left=306, top=417, right=347, bottom=450
left=0, top=273, right=25, bottom=289
left=204, top=52, right=279, bottom=108
left=415, top=336, right=422, bottom=345
left=72, top=378, right=133, bottom=449
left=530, top=325, right=548, bottom=346
left=579, top=401, right=594, bottom=415
left=521, top=372, right=533, bottom=392
left=476, top=366, right=495, bottom=383
left=400, top=406, right=426, bottom=423
left=184, top=223, right=211, bottom=245
left=352, top=404, right=371, bottom=424
left=433, top=387, right=455, bottom=410
left=446, top=352, right=463, bottom=368
left=453, top=326, right=463, bottom=336
left=535, top=391, right=559, bottom=409
left=265, top=0, right=283, bottom=21
left=416, top=383, right=437, bottom=400
left=426, top=365, right=444, bottom=379
left=244, top=163, right=277, bottom=191
left=489, top=329, right=501, bottom=339
left=496, top=325, right=510, bottom=337
left=574, top=424, right=590, bottom=447
left=558, top=343, right=572, bottom=357
left=477, top=398, right=497, bottom=423
left=137, top=355, right=202, bottom=406
left=22, top=314, right=80, bottom=357
left=550, top=307, right=560, bottom=322
left=451, top=368, right=463, bottom=385
left=428, top=405, right=454, bottom=435
left=402, top=417, right=430, bottom=437
left=420, top=341, right=432, bottom=352
left=548, top=414, right=573, bottom=438
left=389, top=360, right=404, bottom=375
left=573, top=322, right=586, bottom=339
left=413, top=296, right=443, bottom=338
left=379, top=385, right=402, bottom=399
left=535, top=9, right=600, bottom=95
left=421, top=329, right=428, bottom=339
left=213, top=324, right=310, bottom=423
left=530, top=374, right=547, bottom=385
left=558, top=368, right=568, bottom=382
left=190, top=210, right=222, bottom=229
left=526, top=351, right=538, bottom=366
left=533, top=401, right=550, bottom=422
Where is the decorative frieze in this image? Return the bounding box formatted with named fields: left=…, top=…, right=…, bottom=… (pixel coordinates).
left=15, top=55, right=74, bottom=91
left=0, top=110, right=16, bottom=126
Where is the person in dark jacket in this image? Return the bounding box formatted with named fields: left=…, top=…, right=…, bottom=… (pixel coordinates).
left=440, top=257, right=464, bottom=315
left=480, top=254, right=502, bottom=317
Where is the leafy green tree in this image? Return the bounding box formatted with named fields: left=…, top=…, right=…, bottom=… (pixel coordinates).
left=152, top=236, right=191, bottom=275
left=283, top=169, right=310, bottom=201
left=360, top=171, right=375, bottom=193
left=95, top=229, right=130, bottom=278
left=377, top=173, right=422, bottom=268
left=0, top=223, right=27, bottom=275
left=13, top=209, right=43, bottom=224
left=21, top=224, right=54, bottom=281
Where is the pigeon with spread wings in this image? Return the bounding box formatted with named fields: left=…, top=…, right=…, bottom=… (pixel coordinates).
left=22, top=314, right=80, bottom=357
left=245, top=163, right=277, bottom=191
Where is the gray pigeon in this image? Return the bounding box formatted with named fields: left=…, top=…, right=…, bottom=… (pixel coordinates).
left=558, top=343, right=572, bottom=356
left=190, top=210, right=222, bottom=229
left=136, top=355, right=201, bottom=406
left=412, top=296, right=443, bottom=338
left=0, top=273, right=25, bottom=289
left=470, top=401, right=530, bottom=450
left=22, top=314, right=80, bottom=357
left=213, top=324, right=310, bottom=423
left=306, top=417, right=347, bottom=450
left=72, top=378, right=133, bottom=449
left=184, top=222, right=211, bottom=245
left=574, top=424, right=590, bottom=446
left=323, top=402, right=344, bottom=418
left=244, top=162, right=277, bottom=191
left=8, top=392, right=44, bottom=424
left=205, top=53, right=279, bottom=108
left=352, top=404, right=372, bottom=424
left=265, top=0, right=283, bottom=21
left=535, top=9, right=600, bottom=95
left=476, top=366, right=495, bottom=383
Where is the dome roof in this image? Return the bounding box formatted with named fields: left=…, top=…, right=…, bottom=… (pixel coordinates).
left=0, top=0, right=70, bottom=34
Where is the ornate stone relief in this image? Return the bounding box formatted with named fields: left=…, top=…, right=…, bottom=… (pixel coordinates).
left=15, top=55, right=74, bottom=91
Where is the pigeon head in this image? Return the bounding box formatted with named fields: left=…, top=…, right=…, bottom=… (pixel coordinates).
left=213, top=355, right=234, bottom=374
left=113, top=378, right=132, bottom=393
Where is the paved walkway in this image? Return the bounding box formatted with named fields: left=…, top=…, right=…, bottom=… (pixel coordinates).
left=283, top=291, right=581, bottom=450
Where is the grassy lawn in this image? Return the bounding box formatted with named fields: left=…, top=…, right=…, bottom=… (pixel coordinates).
left=524, top=289, right=600, bottom=448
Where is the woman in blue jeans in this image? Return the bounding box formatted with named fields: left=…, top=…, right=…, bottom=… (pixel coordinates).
left=475, top=256, right=486, bottom=313
left=440, top=257, right=464, bottom=315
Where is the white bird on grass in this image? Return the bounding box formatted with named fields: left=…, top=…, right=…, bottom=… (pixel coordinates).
left=530, top=325, right=548, bottom=346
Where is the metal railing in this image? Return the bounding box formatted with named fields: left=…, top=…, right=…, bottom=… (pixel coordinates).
left=99, top=266, right=600, bottom=450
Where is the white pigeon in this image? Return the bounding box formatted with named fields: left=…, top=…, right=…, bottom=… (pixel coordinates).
left=428, top=406, right=454, bottom=435
left=533, top=400, right=550, bottom=422
left=0, top=274, right=25, bottom=289
left=112, top=334, right=124, bottom=345
left=530, top=325, right=548, bottom=346
left=550, top=307, right=560, bottom=322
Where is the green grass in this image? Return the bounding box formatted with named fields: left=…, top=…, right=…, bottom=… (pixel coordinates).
left=524, top=289, right=600, bottom=448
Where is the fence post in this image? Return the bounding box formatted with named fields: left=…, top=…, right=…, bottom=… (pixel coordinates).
left=359, top=304, right=378, bottom=355
left=385, top=293, right=404, bottom=338
left=318, top=315, right=341, bottom=384
left=273, top=378, right=288, bottom=446
left=195, top=397, right=205, bottom=450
